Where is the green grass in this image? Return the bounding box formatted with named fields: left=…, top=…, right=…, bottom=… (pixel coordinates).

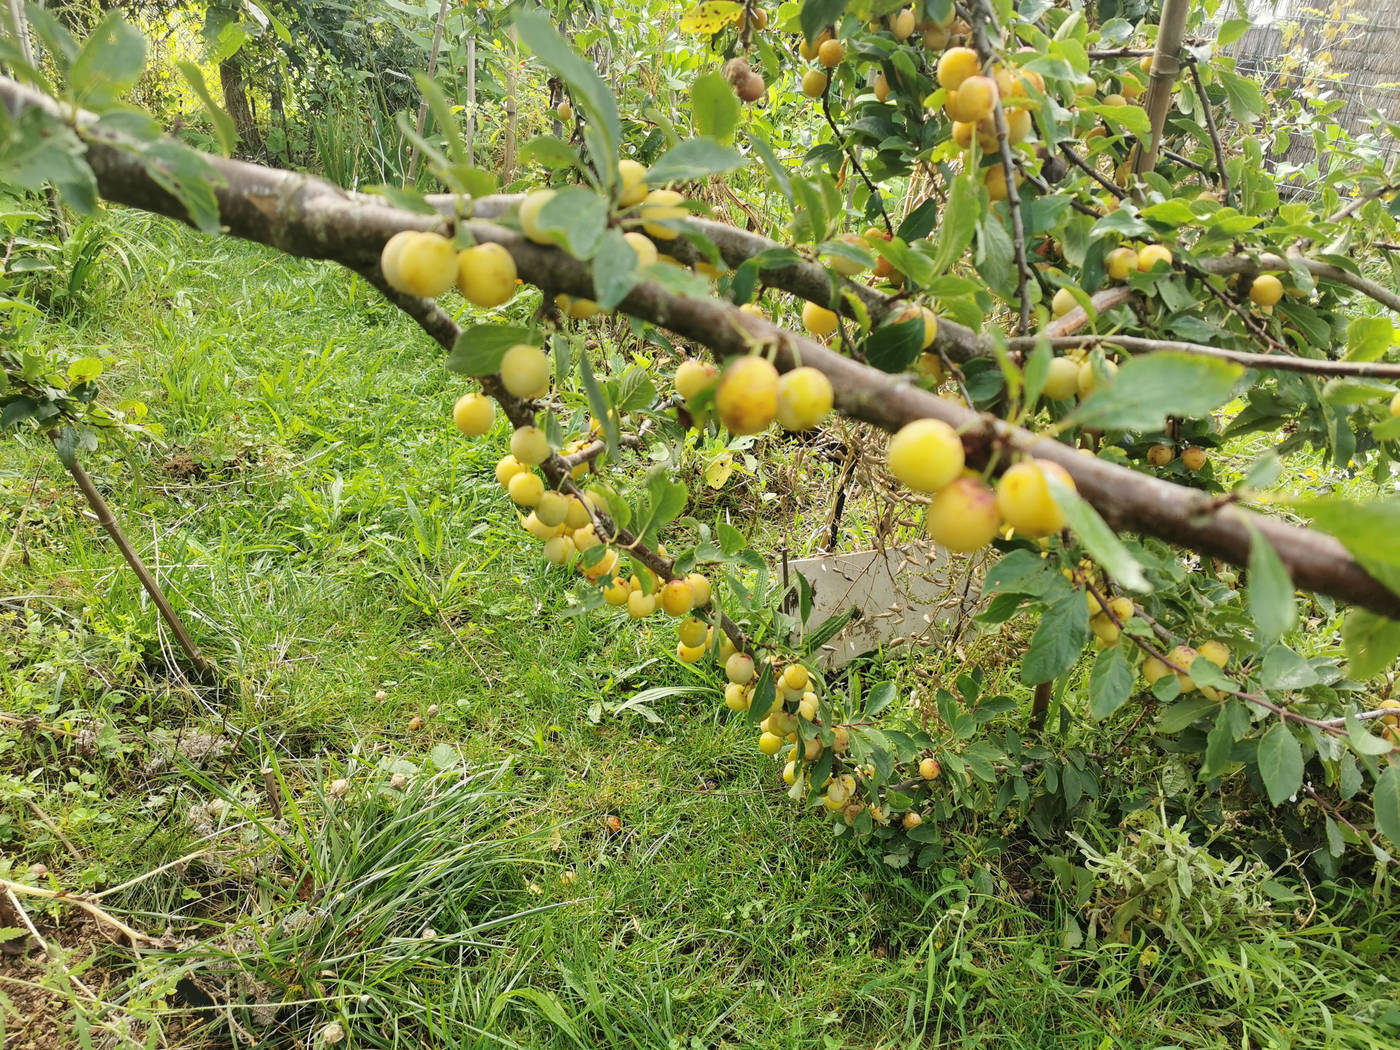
left=2, top=212, right=1398, bottom=1049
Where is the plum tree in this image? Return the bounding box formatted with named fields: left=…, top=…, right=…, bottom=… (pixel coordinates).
left=8, top=0, right=1400, bottom=880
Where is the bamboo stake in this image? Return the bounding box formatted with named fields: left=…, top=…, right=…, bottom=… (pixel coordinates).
left=1132, top=0, right=1190, bottom=175
left=406, top=0, right=453, bottom=185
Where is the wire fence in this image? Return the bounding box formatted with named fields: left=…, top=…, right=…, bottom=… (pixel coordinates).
left=1221, top=0, right=1399, bottom=197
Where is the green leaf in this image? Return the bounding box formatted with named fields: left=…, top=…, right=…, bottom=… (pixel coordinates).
left=1088, top=645, right=1133, bottom=719
left=446, top=325, right=535, bottom=375
left=691, top=71, right=742, bottom=144
left=1078, top=103, right=1152, bottom=136
left=1219, top=18, right=1252, bottom=45
left=1159, top=697, right=1217, bottom=733
left=1217, top=68, right=1264, bottom=122
left=1069, top=352, right=1243, bottom=431
left=1257, top=722, right=1304, bottom=805
left=69, top=12, right=146, bottom=107
left=1344, top=316, right=1393, bottom=362
left=513, top=10, right=620, bottom=181
left=519, top=135, right=581, bottom=172
left=1022, top=592, right=1090, bottom=684
left=577, top=351, right=619, bottom=457
left=176, top=60, right=236, bottom=156
left=536, top=188, right=609, bottom=260
left=1375, top=766, right=1400, bottom=846
left=1259, top=645, right=1318, bottom=690
left=1047, top=479, right=1151, bottom=593
left=1202, top=705, right=1235, bottom=778
left=635, top=470, right=688, bottom=545
left=927, top=174, right=978, bottom=277
left=865, top=682, right=896, bottom=717
left=800, top=0, right=849, bottom=44
left=592, top=230, right=639, bottom=311
left=647, top=138, right=746, bottom=185
left=864, top=316, right=924, bottom=373
left=1341, top=610, right=1400, bottom=679
left=1245, top=525, right=1297, bottom=645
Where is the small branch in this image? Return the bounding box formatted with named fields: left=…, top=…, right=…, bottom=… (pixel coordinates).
left=1186, top=58, right=1231, bottom=207
left=1327, top=182, right=1399, bottom=225
left=970, top=0, right=1033, bottom=333
left=2, top=878, right=168, bottom=948
left=1007, top=333, right=1400, bottom=378
left=1197, top=253, right=1400, bottom=315
left=1042, top=285, right=1136, bottom=339
left=1058, top=142, right=1128, bottom=199
left=821, top=78, right=892, bottom=235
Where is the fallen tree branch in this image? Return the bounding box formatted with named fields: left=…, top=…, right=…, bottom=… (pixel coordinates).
left=3, top=77, right=1397, bottom=618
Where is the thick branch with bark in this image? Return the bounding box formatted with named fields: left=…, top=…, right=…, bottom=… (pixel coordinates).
left=3, top=77, right=1398, bottom=619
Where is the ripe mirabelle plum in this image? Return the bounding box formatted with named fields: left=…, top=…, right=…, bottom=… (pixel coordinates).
left=872, top=72, right=892, bottom=102
left=388, top=232, right=458, bottom=298
left=677, top=640, right=706, bottom=663
left=499, top=344, right=551, bottom=399
left=758, top=732, right=784, bottom=756
left=886, top=418, right=965, bottom=493
left=1051, top=287, right=1077, bottom=317
left=797, top=692, right=818, bottom=720
left=925, top=476, right=1000, bottom=552
left=1137, top=244, right=1173, bottom=271
left=556, top=101, right=573, bottom=123
left=523, top=511, right=564, bottom=541
left=555, top=294, right=601, bottom=320
left=507, top=471, right=544, bottom=507
left=738, top=302, right=766, bottom=318
left=1101, top=92, right=1127, bottom=107
left=628, top=589, right=657, bottom=618
left=782, top=760, right=798, bottom=785
left=802, top=69, right=828, bottom=97
left=564, top=495, right=592, bottom=530
left=379, top=230, right=417, bottom=288
left=798, top=30, right=831, bottom=61
left=715, top=355, right=779, bottom=435
left=453, top=393, right=495, bottom=436
left=1146, top=443, right=1174, bottom=467
left=623, top=230, right=658, bottom=268
left=995, top=459, right=1074, bottom=536
left=659, top=580, right=695, bottom=616
left=832, top=726, right=851, bottom=754
left=508, top=427, right=550, bottom=467
left=686, top=573, right=712, bottom=607
left=678, top=617, right=708, bottom=648
left=496, top=454, right=527, bottom=488
left=1142, top=654, right=1171, bottom=685
left=1005, top=107, right=1033, bottom=145
left=1090, top=614, right=1122, bottom=645
left=1181, top=445, right=1208, bottom=471
left=726, top=652, right=756, bottom=685
left=823, top=775, right=854, bottom=810
left=603, top=576, right=630, bottom=605
left=984, top=164, right=1019, bottom=202
left=903, top=811, right=923, bottom=830
left=535, top=490, right=569, bottom=528
left=544, top=535, right=575, bottom=566
left=457, top=242, right=517, bottom=308
left=1249, top=274, right=1284, bottom=305
left=892, top=7, right=916, bottom=39
left=1198, top=640, right=1230, bottom=667
left=824, top=233, right=867, bottom=275
left=818, top=38, right=845, bottom=66
left=1077, top=358, right=1118, bottom=396
left=802, top=301, right=840, bottom=337
left=776, top=367, right=834, bottom=431
left=1106, top=247, right=1139, bottom=280
left=953, top=75, right=997, bottom=121
left=572, top=524, right=601, bottom=552
left=919, top=756, right=941, bottom=780
left=675, top=359, right=719, bottom=401
left=1391, top=390, right=1400, bottom=417
left=641, top=189, right=687, bottom=239
left=518, top=189, right=557, bottom=245
left=1168, top=645, right=1199, bottom=691
left=617, top=159, right=649, bottom=207
left=1044, top=356, right=1081, bottom=401
left=937, top=46, right=981, bottom=90
left=781, top=664, right=809, bottom=692
left=724, top=683, right=749, bottom=711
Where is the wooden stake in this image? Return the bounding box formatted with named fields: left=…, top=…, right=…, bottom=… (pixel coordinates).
left=1132, top=0, right=1191, bottom=175
left=61, top=452, right=212, bottom=674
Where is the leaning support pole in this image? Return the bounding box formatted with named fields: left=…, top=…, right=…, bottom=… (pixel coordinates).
left=61, top=450, right=212, bottom=674
left=1132, top=0, right=1190, bottom=175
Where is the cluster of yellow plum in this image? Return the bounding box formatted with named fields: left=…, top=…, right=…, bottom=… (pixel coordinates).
left=381, top=229, right=520, bottom=307
left=672, top=354, right=836, bottom=437
left=1041, top=346, right=1119, bottom=403
left=800, top=8, right=969, bottom=102
left=884, top=416, right=1077, bottom=553
left=719, top=652, right=940, bottom=832
left=1143, top=638, right=1232, bottom=701
left=1146, top=442, right=1210, bottom=472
